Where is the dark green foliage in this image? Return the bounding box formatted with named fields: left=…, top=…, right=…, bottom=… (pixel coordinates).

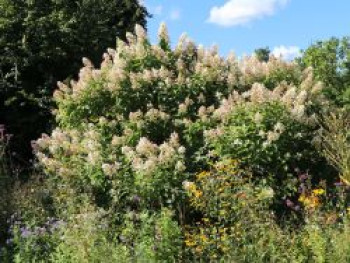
left=0, top=0, right=149, bottom=159
left=0, top=131, right=13, bottom=247
left=254, top=47, right=271, bottom=62
left=300, top=37, right=350, bottom=108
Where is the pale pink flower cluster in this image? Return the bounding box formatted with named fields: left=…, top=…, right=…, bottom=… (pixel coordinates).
left=204, top=127, right=225, bottom=141
left=101, top=162, right=121, bottom=177
left=127, top=108, right=170, bottom=130
left=52, top=23, right=325, bottom=126
left=178, top=98, right=194, bottom=114
left=35, top=126, right=106, bottom=177
left=197, top=105, right=215, bottom=122
left=34, top=129, right=76, bottom=174
left=265, top=122, right=286, bottom=145
left=145, top=108, right=170, bottom=122
left=239, top=55, right=300, bottom=86
left=158, top=22, right=169, bottom=44
left=212, top=68, right=325, bottom=124
left=122, top=133, right=186, bottom=176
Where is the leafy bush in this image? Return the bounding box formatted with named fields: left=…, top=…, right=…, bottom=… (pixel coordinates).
left=34, top=23, right=326, bottom=207
left=205, top=101, right=329, bottom=201
left=319, top=111, right=350, bottom=183
left=9, top=24, right=343, bottom=261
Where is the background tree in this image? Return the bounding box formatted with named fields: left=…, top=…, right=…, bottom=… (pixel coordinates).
left=300, top=37, right=350, bottom=108
left=0, top=0, right=150, bottom=161
left=254, top=47, right=271, bottom=62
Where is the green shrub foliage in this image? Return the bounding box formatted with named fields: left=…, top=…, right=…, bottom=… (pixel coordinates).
left=35, top=23, right=327, bottom=207
left=8, top=24, right=346, bottom=262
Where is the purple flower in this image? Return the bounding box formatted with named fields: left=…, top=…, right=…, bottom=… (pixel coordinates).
left=298, top=183, right=306, bottom=194
left=334, top=181, right=345, bottom=187
left=51, top=220, right=63, bottom=231
left=286, top=199, right=295, bottom=208
left=298, top=173, right=308, bottom=182
left=20, top=227, right=32, bottom=238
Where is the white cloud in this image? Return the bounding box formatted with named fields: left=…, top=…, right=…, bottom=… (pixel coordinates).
left=208, top=0, right=290, bottom=27
left=170, top=9, right=181, bottom=20
left=272, top=45, right=301, bottom=60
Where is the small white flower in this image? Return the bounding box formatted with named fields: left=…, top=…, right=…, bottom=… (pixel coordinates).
left=102, top=163, right=113, bottom=176
left=136, top=137, right=157, bottom=156
left=175, top=161, right=186, bottom=171
left=254, top=112, right=263, bottom=124
left=182, top=180, right=194, bottom=190
left=111, top=136, right=123, bottom=146
left=233, top=139, right=242, bottom=145
left=178, top=146, right=186, bottom=155
left=274, top=122, right=285, bottom=133
left=121, top=146, right=134, bottom=159
left=267, top=131, right=280, bottom=143
left=258, top=130, right=266, bottom=137
left=262, top=141, right=270, bottom=148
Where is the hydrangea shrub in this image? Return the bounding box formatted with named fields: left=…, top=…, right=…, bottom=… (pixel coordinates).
left=32, top=24, right=331, bottom=256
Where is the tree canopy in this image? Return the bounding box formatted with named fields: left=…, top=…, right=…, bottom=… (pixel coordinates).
left=300, top=37, right=350, bottom=108
left=254, top=47, right=271, bottom=62
left=0, top=0, right=150, bottom=159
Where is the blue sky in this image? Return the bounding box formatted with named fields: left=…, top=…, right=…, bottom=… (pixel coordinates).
left=143, top=0, right=350, bottom=59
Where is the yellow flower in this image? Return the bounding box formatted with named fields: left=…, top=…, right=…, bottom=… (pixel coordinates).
left=200, top=234, right=208, bottom=242
left=185, top=239, right=196, bottom=247
left=219, top=228, right=227, bottom=233
left=312, top=188, right=325, bottom=196
left=194, top=189, right=203, bottom=198
left=197, top=171, right=209, bottom=179
left=298, top=194, right=306, bottom=203
left=299, top=194, right=320, bottom=209
left=218, top=187, right=226, bottom=192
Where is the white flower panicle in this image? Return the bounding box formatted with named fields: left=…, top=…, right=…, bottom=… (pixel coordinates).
left=120, top=134, right=186, bottom=177
left=82, top=57, right=94, bottom=68
left=136, top=137, right=158, bottom=157
left=158, top=22, right=169, bottom=44
left=134, top=24, right=146, bottom=42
